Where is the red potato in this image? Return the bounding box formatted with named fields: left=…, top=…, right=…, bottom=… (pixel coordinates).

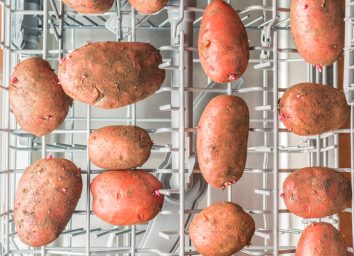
left=9, top=57, right=71, bottom=137
left=197, top=95, right=249, bottom=189
left=91, top=170, right=164, bottom=226
left=58, top=42, right=165, bottom=109
left=14, top=158, right=82, bottom=247
left=129, top=0, right=168, bottom=14
left=198, top=0, right=249, bottom=83
left=296, top=222, right=347, bottom=256
left=62, top=0, right=114, bottom=14
left=189, top=202, right=255, bottom=256
left=291, top=0, right=345, bottom=66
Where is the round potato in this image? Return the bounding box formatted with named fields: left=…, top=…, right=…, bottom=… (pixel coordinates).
left=14, top=158, right=82, bottom=247
left=88, top=125, right=153, bottom=170
left=129, top=0, right=167, bottom=14
left=9, top=57, right=71, bottom=136
left=62, top=0, right=114, bottom=14
left=189, top=202, right=255, bottom=256
left=91, top=170, right=164, bottom=226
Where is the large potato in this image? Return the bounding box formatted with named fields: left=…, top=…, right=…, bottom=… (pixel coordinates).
left=282, top=167, right=351, bottom=218
left=278, top=83, right=349, bottom=136
left=62, top=0, right=114, bottom=14
left=58, top=42, right=165, bottom=109
left=291, top=0, right=344, bottom=66
left=197, top=95, right=249, bottom=189
left=129, top=0, right=167, bottom=14
left=9, top=57, right=71, bottom=136
left=88, top=125, right=153, bottom=169
left=14, top=158, right=82, bottom=247
left=189, top=202, right=255, bottom=256
left=198, top=0, right=249, bottom=83
left=296, top=222, right=347, bottom=256
left=91, top=170, right=164, bottom=226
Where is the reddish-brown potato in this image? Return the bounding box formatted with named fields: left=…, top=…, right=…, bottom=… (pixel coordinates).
left=291, top=0, right=345, bottom=66
left=91, top=170, right=164, bottom=226
left=197, top=95, right=249, bottom=189
left=62, top=0, right=114, bottom=14
left=9, top=57, right=71, bottom=136
left=88, top=126, right=153, bottom=169
left=14, top=158, right=82, bottom=247
left=296, top=222, right=347, bottom=256
left=199, top=0, right=249, bottom=83
left=58, top=42, right=165, bottom=109
left=278, top=83, right=349, bottom=136
left=129, top=0, right=167, bottom=14
left=282, top=167, right=351, bottom=218
left=190, top=202, right=255, bottom=256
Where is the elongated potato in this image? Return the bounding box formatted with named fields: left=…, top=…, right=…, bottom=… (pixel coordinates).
left=88, top=125, right=153, bottom=169
left=14, top=158, right=82, bottom=247
left=197, top=95, right=249, bottom=189
left=291, top=0, right=345, bottom=66
left=129, top=0, right=167, bottom=14
left=296, top=222, right=347, bottom=256
left=58, top=42, right=165, bottom=109
left=190, top=202, right=255, bottom=256
left=9, top=57, right=71, bottom=136
left=278, top=83, right=349, bottom=136
left=199, top=0, right=249, bottom=83
left=91, top=170, right=164, bottom=226
left=62, top=0, right=114, bottom=14
left=282, top=167, right=351, bottom=218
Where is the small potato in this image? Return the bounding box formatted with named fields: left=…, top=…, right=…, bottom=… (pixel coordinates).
left=91, top=170, right=164, bottom=226
left=88, top=125, right=153, bottom=170
left=9, top=57, right=71, bottom=136
left=296, top=222, right=347, bottom=256
left=197, top=95, right=249, bottom=189
left=189, top=202, right=255, bottom=256
left=62, top=0, right=114, bottom=14
left=129, top=0, right=167, bottom=14
left=282, top=167, right=351, bottom=218
left=199, top=0, right=249, bottom=83
left=14, top=158, right=82, bottom=247
left=279, top=83, right=349, bottom=136
left=58, top=42, right=165, bottom=109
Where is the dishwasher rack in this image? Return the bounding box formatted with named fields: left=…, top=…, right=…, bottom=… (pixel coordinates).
left=0, top=0, right=353, bottom=255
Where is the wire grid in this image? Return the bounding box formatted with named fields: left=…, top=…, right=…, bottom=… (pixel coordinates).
left=0, top=0, right=352, bottom=255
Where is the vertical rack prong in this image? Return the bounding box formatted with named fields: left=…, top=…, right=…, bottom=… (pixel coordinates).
left=86, top=104, right=91, bottom=256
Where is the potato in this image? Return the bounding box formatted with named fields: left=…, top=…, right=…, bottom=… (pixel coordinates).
left=198, top=0, right=249, bottom=83
left=296, top=222, right=347, bottom=256
left=88, top=125, right=153, bottom=170
left=58, top=42, right=165, bottom=109
left=189, top=202, right=255, bottom=256
left=62, top=0, right=114, bottom=14
left=129, top=0, right=167, bottom=14
left=9, top=57, right=71, bottom=137
left=278, top=83, right=349, bottom=136
left=14, top=158, right=82, bottom=247
left=197, top=95, right=249, bottom=189
left=290, top=0, right=344, bottom=66
left=91, top=170, right=164, bottom=226
left=282, top=167, right=351, bottom=218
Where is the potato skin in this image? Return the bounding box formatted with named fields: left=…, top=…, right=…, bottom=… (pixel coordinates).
left=88, top=126, right=153, bottom=170
left=91, top=170, right=164, bottom=226
left=62, top=0, right=114, bottom=14
left=296, top=222, right=347, bottom=256
left=198, top=0, right=249, bottom=83
left=189, top=202, right=255, bottom=256
left=129, top=0, right=167, bottom=14
left=282, top=167, right=351, bottom=218
left=58, top=42, right=165, bottom=109
left=14, top=158, right=82, bottom=247
left=278, top=83, right=349, bottom=136
left=9, top=57, right=71, bottom=136
left=290, top=0, right=344, bottom=66
left=197, top=95, right=249, bottom=189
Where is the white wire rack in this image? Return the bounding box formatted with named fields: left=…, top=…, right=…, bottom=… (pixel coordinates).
left=0, top=0, right=353, bottom=255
